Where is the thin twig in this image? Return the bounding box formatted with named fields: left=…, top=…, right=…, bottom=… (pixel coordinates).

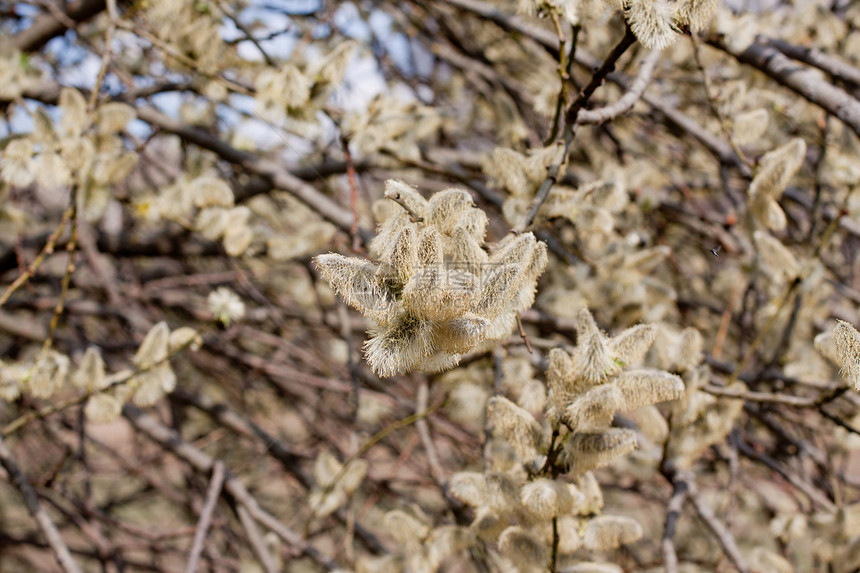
left=341, top=135, right=363, bottom=252
left=416, top=379, right=447, bottom=488
left=43, top=192, right=79, bottom=353
left=515, top=313, right=534, bottom=354
left=0, top=434, right=83, bottom=573
left=662, top=478, right=689, bottom=573
left=217, top=0, right=275, bottom=66
left=689, top=34, right=753, bottom=169
left=576, top=48, right=661, bottom=125
left=683, top=477, right=750, bottom=573
left=0, top=205, right=73, bottom=308
left=736, top=438, right=836, bottom=512
left=236, top=504, right=279, bottom=573
left=185, top=461, right=226, bottom=573
left=514, top=26, right=638, bottom=233
left=710, top=35, right=860, bottom=138
left=123, top=404, right=342, bottom=571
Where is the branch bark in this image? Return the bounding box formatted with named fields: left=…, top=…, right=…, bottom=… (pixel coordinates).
left=0, top=434, right=83, bottom=573
left=122, top=404, right=343, bottom=571
left=13, top=0, right=107, bottom=52
left=185, top=461, right=225, bottom=573
left=712, top=37, right=860, bottom=138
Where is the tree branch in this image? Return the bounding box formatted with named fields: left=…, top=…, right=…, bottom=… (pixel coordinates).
left=0, top=434, right=83, bottom=573
left=711, top=36, right=860, bottom=138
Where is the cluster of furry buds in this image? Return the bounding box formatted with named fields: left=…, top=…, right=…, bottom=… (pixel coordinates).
left=315, top=180, right=547, bottom=377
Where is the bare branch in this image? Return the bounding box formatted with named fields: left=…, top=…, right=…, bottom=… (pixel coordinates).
left=0, top=435, right=83, bottom=573
left=577, top=49, right=661, bottom=125
left=712, top=36, right=860, bottom=138
left=185, top=461, right=226, bottom=573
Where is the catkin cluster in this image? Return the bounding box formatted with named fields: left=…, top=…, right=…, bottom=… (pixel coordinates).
left=547, top=308, right=685, bottom=476
left=315, top=180, right=547, bottom=377
left=441, top=308, right=684, bottom=570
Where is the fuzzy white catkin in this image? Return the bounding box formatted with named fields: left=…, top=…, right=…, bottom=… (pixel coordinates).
left=833, top=321, right=860, bottom=390
left=612, top=368, right=685, bottom=411
left=748, top=547, right=793, bottom=573
left=732, top=108, right=770, bottom=145
left=583, top=515, right=643, bottom=551
left=385, top=509, right=431, bottom=547
left=450, top=472, right=488, bottom=506
left=487, top=396, right=544, bottom=462
left=563, top=429, right=638, bottom=476
left=0, top=362, right=24, bottom=402
left=189, top=176, right=234, bottom=208
left=472, top=506, right=508, bottom=542
left=133, top=322, right=170, bottom=367
left=29, top=350, right=70, bottom=399
left=565, top=384, right=625, bottom=432
left=72, top=347, right=107, bottom=392
left=131, top=362, right=175, bottom=406
left=607, top=324, right=656, bottom=367
left=498, top=526, right=547, bottom=572
left=59, top=87, right=87, bottom=137
left=754, top=230, right=801, bottom=282
left=95, top=102, right=135, bottom=134
left=484, top=472, right=521, bottom=513
left=521, top=478, right=574, bottom=519
left=625, top=0, right=678, bottom=50
left=85, top=393, right=122, bottom=423
left=674, top=0, right=718, bottom=30
left=319, top=183, right=547, bottom=377
left=749, top=138, right=807, bottom=230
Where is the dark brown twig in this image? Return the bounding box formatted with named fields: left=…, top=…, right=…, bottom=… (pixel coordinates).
left=185, top=461, right=226, bottom=573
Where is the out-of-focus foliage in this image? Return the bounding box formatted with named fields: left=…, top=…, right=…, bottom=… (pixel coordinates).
left=2, top=0, right=860, bottom=572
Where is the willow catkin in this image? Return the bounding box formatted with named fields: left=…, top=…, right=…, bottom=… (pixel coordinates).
left=583, top=515, right=644, bottom=551
left=498, top=526, right=548, bottom=572
left=611, top=368, right=685, bottom=411
left=134, top=323, right=170, bottom=367
left=754, top=230, right=801, bottom=282
left=520, top=478, right=575, bottom=520
left=564, top=384, right=626, bottom=432
left=732, top=108, right=770, bottom=145
left=833, top=320, right=860, bottom=390
left=563, top=429, right=638, bottom=476
left=607, top=323, right=656, bottom=367
left=71, top=347, right=107, bottom=392
left=625, top=0, right=678, bottom=50
left=487, top=396, right=544, bottom=462
left=450, top=472, right=488, bottom=507
left=28, top=350, right=69, bottom=399
left=674, top=0, right=718, bottom=30
left=189, top=175, right=234, bottom=208
left=317, top=182, right=547, bottom=376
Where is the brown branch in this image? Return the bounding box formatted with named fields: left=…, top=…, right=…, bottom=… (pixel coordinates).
left=682, top=476, right=750, bottom=573
left=711, top=36, right=860, bottom=138
left=662, top=478, right=689, bottom=573
left=122, top=404, right=342, bottom=571
left=185, top=461, right=226, bottom=573
left=576, top=49, right=661, bottom=125
left=236, top=505, right=279, bottom=573
left=761, top=36, right=860, bottom=88
left=702, top=384, right=826, bottom=407
left=0, top=205, right=73, bottom=309
left=341, top=136, right=363, bottom=252
left=13, top=0, right=107, bottom=52
left=735, top=438, right=836, bottom=512
left=0, top=434, right=83, bottom=573
left=514, top=26, right=638, bottom=233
